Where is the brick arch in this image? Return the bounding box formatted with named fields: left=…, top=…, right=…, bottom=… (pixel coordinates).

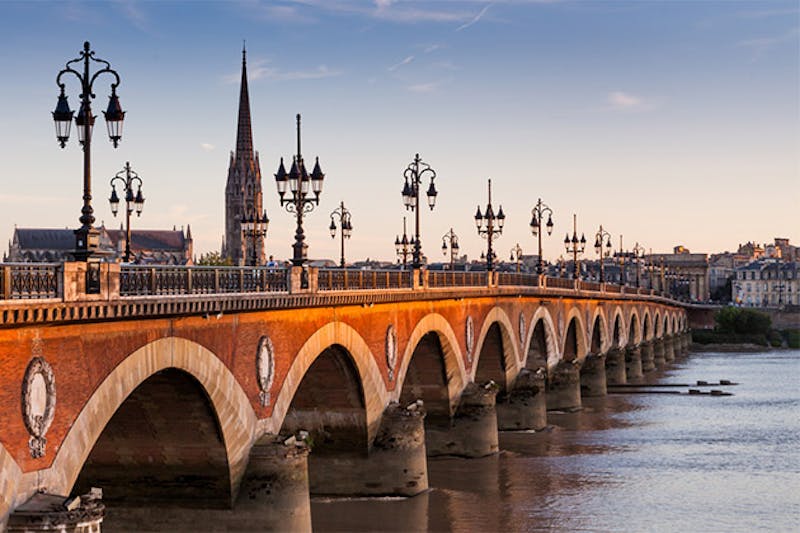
left=610, top=306, right=627, bottom=347
left=642, top=308, right=654, bottom=341
left=562, top=306, right=589, bottom=362
left=396, top=312, right=467, bottom=416
left=589, top=306, right=610, bottom=353
left=626, top=308, right=642, bottom=345
left=671, top=313, right=678, bottom=335
left=472, top=307, right=521, bottom=388
left=266, top=321, right=387, bottom=445
left=522, top=306, right=559, bottom=369
left=40, top=336, right=255, bottom=506
left=654, top=311, right=662, bottom=337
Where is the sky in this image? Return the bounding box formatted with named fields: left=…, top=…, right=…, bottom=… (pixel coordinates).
left=0, top=0, right=797, bottom=264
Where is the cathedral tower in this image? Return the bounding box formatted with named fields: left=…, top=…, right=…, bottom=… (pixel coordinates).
left=224, top=46, right=264, bottom=265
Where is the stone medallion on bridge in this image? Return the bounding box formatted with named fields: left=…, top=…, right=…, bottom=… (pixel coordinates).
left=386, top=324, right=398, bottom=381
left=21, top=356, right=56, bottom=459
left=465, top=316, right=475, bottom=363
left=256, top=335, right=275, bottom=407
left=519, top=312, right=527, bottom=353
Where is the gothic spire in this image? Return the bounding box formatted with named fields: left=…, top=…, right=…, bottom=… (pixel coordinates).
left=235, top=44, right=254, bottom=161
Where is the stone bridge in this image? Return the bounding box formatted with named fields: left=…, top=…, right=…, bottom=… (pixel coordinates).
left=0, top=263, right=689, bottom=529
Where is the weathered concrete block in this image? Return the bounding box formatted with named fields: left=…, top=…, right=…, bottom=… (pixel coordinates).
left=546, top=360, right=582, bottom=411
left=496, top=369, right=547, bottom=430
left=425, top=382, right=499, bottom=458
left=308, top=402, right=428, bottom=497
left=580, top=353, right=607, bottom=397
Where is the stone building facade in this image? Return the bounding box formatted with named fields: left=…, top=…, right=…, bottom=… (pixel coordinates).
left=733, top=260, right=799, bottom=308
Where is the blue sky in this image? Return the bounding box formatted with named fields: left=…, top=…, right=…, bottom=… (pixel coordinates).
left=0, top=1, right=797, bottom=263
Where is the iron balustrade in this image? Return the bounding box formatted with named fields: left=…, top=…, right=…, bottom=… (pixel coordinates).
left=497, top=273, right=539, bottom=287
left=580, top=280, right=602, bottom=292
left=604, top=283, right=622, bottom=294
left=318, top=269, right=412, bottom=291
left=120, top=265, right=288, bottom=297
left=544, top=276, right=575, bottom=290
left=0, top=264, right=61, bottom=300
left=428, top=271, right=488, bottom=288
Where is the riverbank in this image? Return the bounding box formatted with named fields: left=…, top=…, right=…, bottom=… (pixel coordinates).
left=690, top=342, right=772, bottom=352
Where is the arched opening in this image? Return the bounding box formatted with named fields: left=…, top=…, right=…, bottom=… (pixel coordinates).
left=279, top=344, right=367, bottom=455
left=399, top=331, right=452, bottom=424
left=525, top=319, right=549, bottom=370
left=563, top=318, right=579, bottom=361
left=72, top=368, right=231, bottom=508
left=627, top=315, right=640, bottom=347
left=643, top=314, right=651, bottom=340
left=474, top=323, right=508, bottom=390
left=613, top=315, right=623, bottom=347
left=589, top=317, right=603, bottom=354
left=673, top=316, right=678, bottom=334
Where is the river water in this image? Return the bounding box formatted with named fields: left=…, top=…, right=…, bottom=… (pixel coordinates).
left=311, top=350, right=800, bottom=532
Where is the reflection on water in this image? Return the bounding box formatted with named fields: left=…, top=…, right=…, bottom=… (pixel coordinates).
left=312, top=350, right=800, bottom=532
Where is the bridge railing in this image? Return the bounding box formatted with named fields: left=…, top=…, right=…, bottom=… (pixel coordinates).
left=542, top=276, right=575, bottom=290
left=0, top=263, right=61, bottom=300
left=120, top=265, right=288, bottom=296
left=428, top=270, right=488, bottom=288
left=580, top=280, right=602, bottom=292
left=317, top=269, right=412, bottom=291
left=497, top=272, right=539, bottom=287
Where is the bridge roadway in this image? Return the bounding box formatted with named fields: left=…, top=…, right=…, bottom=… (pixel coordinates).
left=0, top=263, right=690, bottom=530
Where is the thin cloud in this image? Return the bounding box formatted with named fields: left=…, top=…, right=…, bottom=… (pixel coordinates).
left=408, top=81, right=441, bottom=93
left=200, top=143, right=215, bottom=151
left=224, top=59, right=342, bottom=83
left=456, top=3, right=492, bottom=32
left=607, top=91, right=654, bottom=112
left=424, top=44, right=442, bottom=54
left=388, top=55, right=415, bottom=71
left=737, top=27, right=799, bottom=61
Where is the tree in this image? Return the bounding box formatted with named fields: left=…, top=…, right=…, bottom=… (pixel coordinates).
left=715, top=307, right=771, bottom=335
left=197, top=251, right=233, bottom=266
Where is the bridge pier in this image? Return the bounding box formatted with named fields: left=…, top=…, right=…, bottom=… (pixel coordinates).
left=496, top=368, right=547, bottom=430
left=640, top=340, right=656, bottom=372
left=579, top=353, right=607, bottom=397
left=308, top=403, right=428, bottom=496
left=546, top=360, right=581, bottom=411
left=426, top=382, right=499, bottom=458
left=7, top=489, right=104, bottom=533
left=680, top=332, right=690, bottom=356
left=652, top=338, right=666, bottom=367
left=605, top=347, right=626, bottom=385
left=664, top=335, right=676, bottom=362
left=625, top=345, right=644, bottom=382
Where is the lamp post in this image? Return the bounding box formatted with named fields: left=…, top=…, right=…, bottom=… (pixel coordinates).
left=563, top=214, right=586, bottom=280
left=53, top=41, right=125, bottom=261
left=474, top=178, right=505, bottom=272
left=616, top=234, right=626, bottom=285
left=329, top=201, right=352, bottom=268
left=108, top=162, right=144, bottom=263
left=593, top=225, right=612, bottom=283
left=241, top=209, right=269, bottom=267
left=274, top=114, right=325, bottom=266
left=441, top=228, right=460, bottom=270
left=632, top=242, right=646, bottom=288
left=401, top=154, right=438, bottom=269
left=529, top=198, right=554, bottom=274
left=509, top=243, right=524, bottom=273
left=395, top=217, right=414, bottom=269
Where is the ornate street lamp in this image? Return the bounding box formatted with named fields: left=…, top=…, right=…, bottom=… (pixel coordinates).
left=241, top=209, right=269, bottom=267
left=274, top=114, right=324, bottom=266
left=475, top=178, right=505, bottom=272
left=395, top=216, right=414, bottom=269
left=593, top=224, right=613, bottom=283
left=510, top=243, right=524, bottom=273
left=632, top=242, right=646, bottom=288
left=329, top=201, right=352, bottom=268
left=108, top=162, right=144, bottom=263
left=441, top=228, right=460, bottom=270
left=54, top=41, right=125, bottom=261
left=529, top=198, right=554, bottom=274
left=563, top=213, right=586, bottom=280
left=616, top=235, right=626, bottom=285
left=401, top=153, right=438, bottom=269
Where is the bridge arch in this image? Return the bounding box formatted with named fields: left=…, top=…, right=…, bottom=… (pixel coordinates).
left=45, top=336, right=255, bottom=506
left=589, top=307, right=610, bottom=353
left=523, top=306, right=559, bottom=370
left=562, top=306, right=589, bottom=363
left=627, top=309, right=642, bottom=346
left=267, top=321, right=386, bottom=444
left=610, top=306, right=626, bottom=347
left=654, top=311, right=662, bottom=338
left=473, top=307, right=521, bottom=389
left=642, top=310, right=653, bottom=341
left=396, top=312, right=467, bottom=417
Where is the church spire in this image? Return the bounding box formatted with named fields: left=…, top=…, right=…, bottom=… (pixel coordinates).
left=235, top=43, right=254, bottom=161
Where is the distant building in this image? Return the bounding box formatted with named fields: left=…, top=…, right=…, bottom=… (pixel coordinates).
left=733, top=260, right=799, bottom=308
left=5, top=226, right=193, bottom=265
left=647, top=246, right=710, bottom=301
